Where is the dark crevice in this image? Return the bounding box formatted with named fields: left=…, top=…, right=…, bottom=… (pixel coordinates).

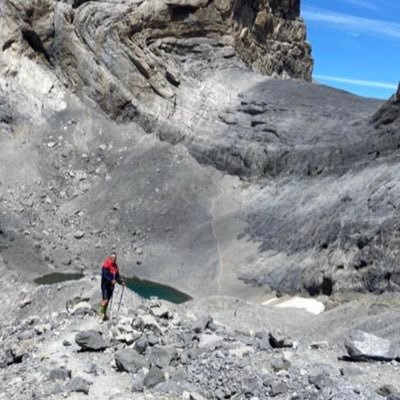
left=2, top=39, right=14, bottom=51
left=321, top=277, right=333, bottom=296
left=354, top=259, right=368, bottom=270
left=170, top=6, right=197, bottom=22
left=22, top=29, right=52, bottom=64
left=71, top=0, right=91, bottom=9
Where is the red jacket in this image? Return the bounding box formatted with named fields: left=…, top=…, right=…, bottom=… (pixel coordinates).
left=101, top=257, right=121, bottom=284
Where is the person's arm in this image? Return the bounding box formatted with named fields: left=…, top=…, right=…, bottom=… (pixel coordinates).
left=115, top=270, right=125, bottom=285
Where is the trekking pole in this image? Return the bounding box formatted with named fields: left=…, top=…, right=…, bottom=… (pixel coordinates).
left=117, top=285, right=125, bottom=317
left=108, top=291, right=114, bottom=320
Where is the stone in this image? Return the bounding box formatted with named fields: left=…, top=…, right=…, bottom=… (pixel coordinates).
left=84, top=363, right=98, bottom=375
left=344, top=330, right=400, bottom=361
left=135, top=335, right=148, bottom=354
left=309, top=372, right=334, bottom=390
left=271, top=357, right=291, bottom=372
left=229, top=346, right=255, bottom=358
left=144, top=366, right=166, bottom=389
left=34, top=323, right=51, bottom=335
left=17, top=330, right=34, bottom=341
left=73, top=231, right=85, bottom=239
left=66, top=377, right=92, bottom=394
left=377, top=384, right=400, bottom=397
left=9, top=340, right=34, bottom=363
left=138, top=315, right=162, bottom=334
left=151, top=305, right=170, bottom=319
left=149, top=345, right=178, bottom=368
left=269, top=332, right=293, bottom=348
left=270, top=381, right=289, bottom=397
left=192, top=315, right=213, bottom=333
left=148, top=333, right=160, bottom=346
left=49, top=368, right=72, bottom=381
left=75, top=330, right=108, bottom=351
left=310, top=341, right=329, bottom=350
left=70, top=301, right=93, bottom=315
left=114, top=348, right=149, bottom=372
left=182, top=392, right=206, bottom=400
left=131, top=370, right=145, bottom=392
left=197, top=333, right=224, bottom=349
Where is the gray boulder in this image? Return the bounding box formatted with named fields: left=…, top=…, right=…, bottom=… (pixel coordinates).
left=49, top=368, right=72, bottom=381
left=197, top=333, right=224, bottom=350
left=114, top=348, right=149, bottom=372
left=65, top=377, right=92, bottom=394
left=75, top=330, right=107, bottom=351
left=144, top=366, right=166, bottom=389
left=345, top=330, right=400, bottom=361
left=131, top=370, right=145, bottom=392
left=192, top=315, right=213, bottom=334
left=269, top=332, right=293, bottom=349
left=134, top=335, right=148, bottom=354
left=309, top=372, right=334, bottom=390
left=270, top=381, right=289, bottom=397
left=149, top=345, right=178, bottom=368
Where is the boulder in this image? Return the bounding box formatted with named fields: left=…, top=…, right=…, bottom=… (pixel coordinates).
left=138, top=315, right=162, bottom=335
left=114, top=348, right=149, bottom=372
left=309, top=372, right=334, bottom=390
left=151, top=305, right=170, bottom=319
left=144, top=366, right=166, bottom=389
left=192, top=315, right=213, bottom=333
left=344, top=330, right=400, bottom=361
left=229, top=346, right=255, bottom=358
left=49, top=368, right=72, bottom=381
left=65, top=377, right=92, bottom=394
left=269, top=332, right=293, bottom=349
left=70, top=302, right=94, bottom=315
left=75, top=330, right=108, bottom=351
left=197, top=333, right=224, bottom=349
left=131, top=370, right=145, bottom=392
left=149, top=345, right=178, bottom=368
left=134, top=335, right=148, bottom=354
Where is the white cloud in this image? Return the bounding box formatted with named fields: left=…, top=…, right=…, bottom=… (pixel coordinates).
left=303, top=7, right=400, bottom=40
left=314, top=75, right=398, bottom=90
left=341, top=0, right=379, bottom=12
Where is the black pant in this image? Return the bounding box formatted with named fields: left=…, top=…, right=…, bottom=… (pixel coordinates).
left=101, top=280, right=114, bottom=301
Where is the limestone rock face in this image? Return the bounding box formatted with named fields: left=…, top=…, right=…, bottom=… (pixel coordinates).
left=1, top=0, right=312, bottom=119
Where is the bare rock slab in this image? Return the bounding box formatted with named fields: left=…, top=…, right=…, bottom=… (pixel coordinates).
left=345, top=330, right=400, bottom=361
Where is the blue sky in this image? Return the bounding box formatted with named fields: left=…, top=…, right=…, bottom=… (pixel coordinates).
left=301, top=0, right=399, bottom=99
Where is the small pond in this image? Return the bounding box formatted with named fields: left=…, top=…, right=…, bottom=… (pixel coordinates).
left=34, top=273, right=191, bottom=304
left=34, top=272, right=84, bottom=285
left=125, top=277, right=192, bottom=304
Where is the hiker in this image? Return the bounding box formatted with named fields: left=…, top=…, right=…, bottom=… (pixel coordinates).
left=99, top=251, right=125, bottom=320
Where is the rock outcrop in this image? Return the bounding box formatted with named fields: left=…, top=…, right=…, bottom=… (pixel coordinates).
left=1, top=0, right=312, bottom=118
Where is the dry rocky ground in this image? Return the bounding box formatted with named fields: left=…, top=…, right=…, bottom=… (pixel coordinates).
left=1, top=0, right=400, bottom=398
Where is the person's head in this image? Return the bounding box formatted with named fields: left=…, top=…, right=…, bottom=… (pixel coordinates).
left=110, top=252, right=117, bottom=262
